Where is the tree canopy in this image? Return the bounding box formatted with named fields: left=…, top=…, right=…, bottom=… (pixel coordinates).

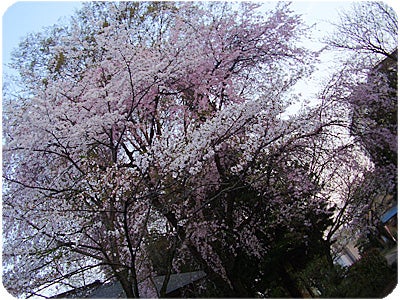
left=2, top=1, right=397, bottom=298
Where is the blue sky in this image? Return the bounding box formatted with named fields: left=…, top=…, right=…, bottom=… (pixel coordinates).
left=2, top=1, right=82, bottom=72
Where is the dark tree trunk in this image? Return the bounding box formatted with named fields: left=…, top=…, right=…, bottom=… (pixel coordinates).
left=278, top=264, right=303, bottom=298
left=230, top=276, right=250, bottom=297
left=159, top=236, right=177, bottom=298
left=152, top=195, right=236, bottom=296
left=118, top=276, right=136, bottom=298
left=321, top=239, right=334, bottom=268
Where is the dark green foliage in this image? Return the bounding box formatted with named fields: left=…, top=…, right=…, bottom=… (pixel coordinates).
left=145, top=234, right=172, bottom=275
left=320, top=249, right=397, bottom=298
left=337, top=249, right=396, bottom=298
left=294, top=256, right=345, bottom=297
left=287, top=249, right=397, bottom=298
left=145, top=233, right=200, bottom=276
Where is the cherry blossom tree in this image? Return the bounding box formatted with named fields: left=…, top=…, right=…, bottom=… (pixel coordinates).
left=321, top=1, right=397, bottom=256
left=326, top=2, right=397, bottom=60
left=3, top=1, right=384, bottom=298
left=325, top=1, right=397, bottom=168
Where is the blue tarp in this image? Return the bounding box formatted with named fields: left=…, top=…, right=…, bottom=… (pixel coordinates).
left=381, top=204, right=397, bottom=223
